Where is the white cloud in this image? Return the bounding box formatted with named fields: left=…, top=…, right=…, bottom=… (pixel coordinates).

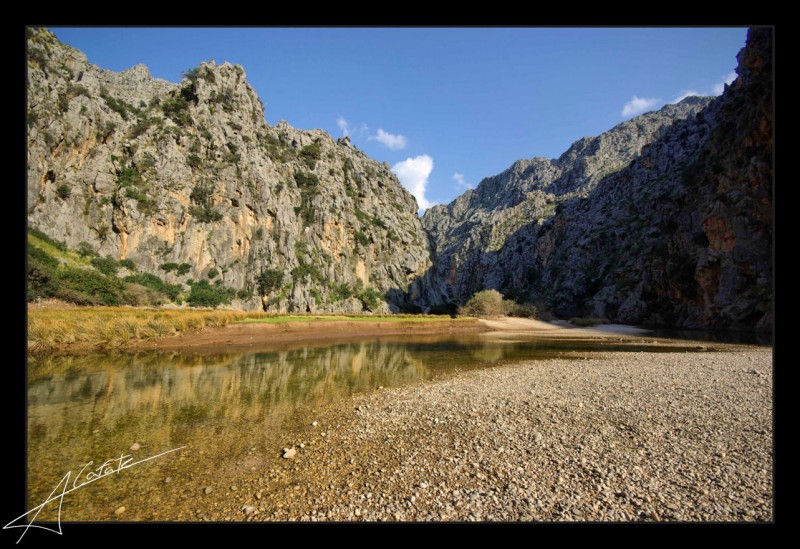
left=621, top=96, right=661, bottom=117
left=673, top=90, right=701, bottom=103
left=336, top=116, right=349, bottom=136
left=453, top=172, right=473, bottom=189
left=336, top=117, right=369, bottom=139
left=712, top=71, right=737, bottom=95
left=371, top=128, right=407, bottom=150
left=392, top=155, right=436, bottom=211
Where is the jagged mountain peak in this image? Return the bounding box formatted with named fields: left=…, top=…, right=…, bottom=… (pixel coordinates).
left=420, top=28, right=771, bottom=331
left=422, top=94, right=712, bottom=273
left=26, top=28, right=436, bottom=313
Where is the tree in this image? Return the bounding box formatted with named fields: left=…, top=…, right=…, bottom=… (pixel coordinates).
left=257, top=269, right=284, bottom=295
left=459, top=289, right=507, bottom=318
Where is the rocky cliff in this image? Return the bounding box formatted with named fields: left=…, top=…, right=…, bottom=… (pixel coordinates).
left=27, top=27, right=772, bottom=329
left=26, top=28, right=436, bottom=312
left=422, top=28, right=772, bottom=331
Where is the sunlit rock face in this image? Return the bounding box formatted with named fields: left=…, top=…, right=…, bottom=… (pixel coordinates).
left=27, top=28, right=440, bottom=313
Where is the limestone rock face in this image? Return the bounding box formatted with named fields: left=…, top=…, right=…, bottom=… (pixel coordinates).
left=422, top=28, right=772, bottom=331
left=27, top=28, right=435, bottom=312
left=422, top=98, right=714, bottom=305
left=26, top=27, right=772, bottom=329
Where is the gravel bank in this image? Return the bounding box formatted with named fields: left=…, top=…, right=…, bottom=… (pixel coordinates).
left=199, top=347, right=772, bottom=522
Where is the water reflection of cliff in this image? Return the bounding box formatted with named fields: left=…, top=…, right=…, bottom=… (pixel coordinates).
left=28, top=341, right=432, bottom=449
left=27, top=340, right=438, bottom=512
left=27, top=335, right=669, bottom=519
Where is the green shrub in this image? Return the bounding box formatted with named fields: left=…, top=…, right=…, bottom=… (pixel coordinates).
left=28, top=244, right=59, bottom=270
left=90, top=255, right=119, bottom=276
left=102, top=94, right=136, bottom=120
left=176, top=263, right=191, bottom=276
left=330, top=282, right=354, bottom=302
left=237, top=289, right=252, bottom=300
left=160, top=262, right=179, bottom=273
left=291, top=262, right=320, bottom=282
left=355, top=208, right=369, bottom=224
left=209, top=88, right=235, bottom=111
left=117, top=166, right=142, bottom=187
left=300, top=143, right=321, bottom=159
left=66, top=83, right=91, bottom=99
left=56, top=184, right=71, bottom=200
left=355, top=231, right=370, bottom=247
left=357, top=287, right=383, bottom=311
left=181, top=67, right=202, bottom=83
left=130, top=116, right=154, bottom=138
left=257, top=269, right=284, bottom=295
left=29, top=228, right=67, bottom=251
left=119, top=258, right=136, bottom=270
left=187, top=154, right=202, bottom=170
left=55, top=266, right=128, bottom=306
left=28, top=45, right=48, bottom=68
left=98, top=120, right=117, bottom=141
left=294, top=172, right=320, bottom=189
left=300, top=143, right=322, bottom=170
left=223, top=143, right=240, bottom=164
left=294, top=202, right=315, bottom=226
left=42, top=130, right=56, bottom=148
left=459, top=289, right=508, bottom=318
left=506, top=302, right=538, bottom=319
left=113, top=164, right=156, bottom=212
left=123, top=187, right=156, bottom=213
left=161, top=86, right=195, bottom=126
left=309, top=287, right=322, bottom=306
left=76, top=241, right=97, bottom=258
left=207, top=267, right=219, bottom=279
left=123, top=273, right=182, bottom=301
left=189, top=180, right=222, bottom=222
left=189, top=205, right=223, bottom=223
left=187, top=279, right=236, bottom=307
left=28, top=241, right=61, bottom=299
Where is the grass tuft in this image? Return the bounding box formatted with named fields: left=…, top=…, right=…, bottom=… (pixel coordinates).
left=28, top=308, right=475, bottom=355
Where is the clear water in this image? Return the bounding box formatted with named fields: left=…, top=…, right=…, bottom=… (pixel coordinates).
left=25, top=333, right=730, bottom=521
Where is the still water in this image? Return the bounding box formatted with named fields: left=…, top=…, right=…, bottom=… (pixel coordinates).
left=26, top=333, right=722, bottom=521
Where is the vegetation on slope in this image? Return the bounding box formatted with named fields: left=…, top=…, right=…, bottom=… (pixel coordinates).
left=27, top=228, right=239, bottom=307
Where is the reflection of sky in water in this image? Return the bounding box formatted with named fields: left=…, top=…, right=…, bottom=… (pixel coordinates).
left=26, top=335, right=707, bottom=521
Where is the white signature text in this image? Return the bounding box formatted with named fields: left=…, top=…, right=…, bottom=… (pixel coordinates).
left=4, top=446, right=184, bottom=543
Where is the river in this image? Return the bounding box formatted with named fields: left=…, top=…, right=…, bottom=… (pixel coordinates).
left=26, top=332, right=735, bottom=521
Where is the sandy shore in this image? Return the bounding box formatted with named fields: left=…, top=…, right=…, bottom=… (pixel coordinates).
left=134, top=317, right=654, bottom=354
left=480, top=318, right=652, bottom=337
left=158, top=345, right=772, bottom=522
left=137, top=318, right=487, bottom=353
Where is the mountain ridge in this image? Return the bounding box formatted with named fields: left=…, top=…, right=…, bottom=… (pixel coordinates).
left=422, top=28, right=772, bottom=330
left=26, top=27, right=772, bottom=331
left=422, top=96, right=715, bottom=301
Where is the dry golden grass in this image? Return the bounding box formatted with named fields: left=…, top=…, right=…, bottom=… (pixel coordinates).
left=27, top=307, right=265, bottom=354
left=27, top=307, right=474, bottom=355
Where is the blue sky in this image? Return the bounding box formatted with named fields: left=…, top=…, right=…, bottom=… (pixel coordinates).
left=48, top=27, right=747, bottom=212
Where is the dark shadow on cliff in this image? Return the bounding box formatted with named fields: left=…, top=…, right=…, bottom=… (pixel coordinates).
left=414, top=28, right=772, bottom=333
